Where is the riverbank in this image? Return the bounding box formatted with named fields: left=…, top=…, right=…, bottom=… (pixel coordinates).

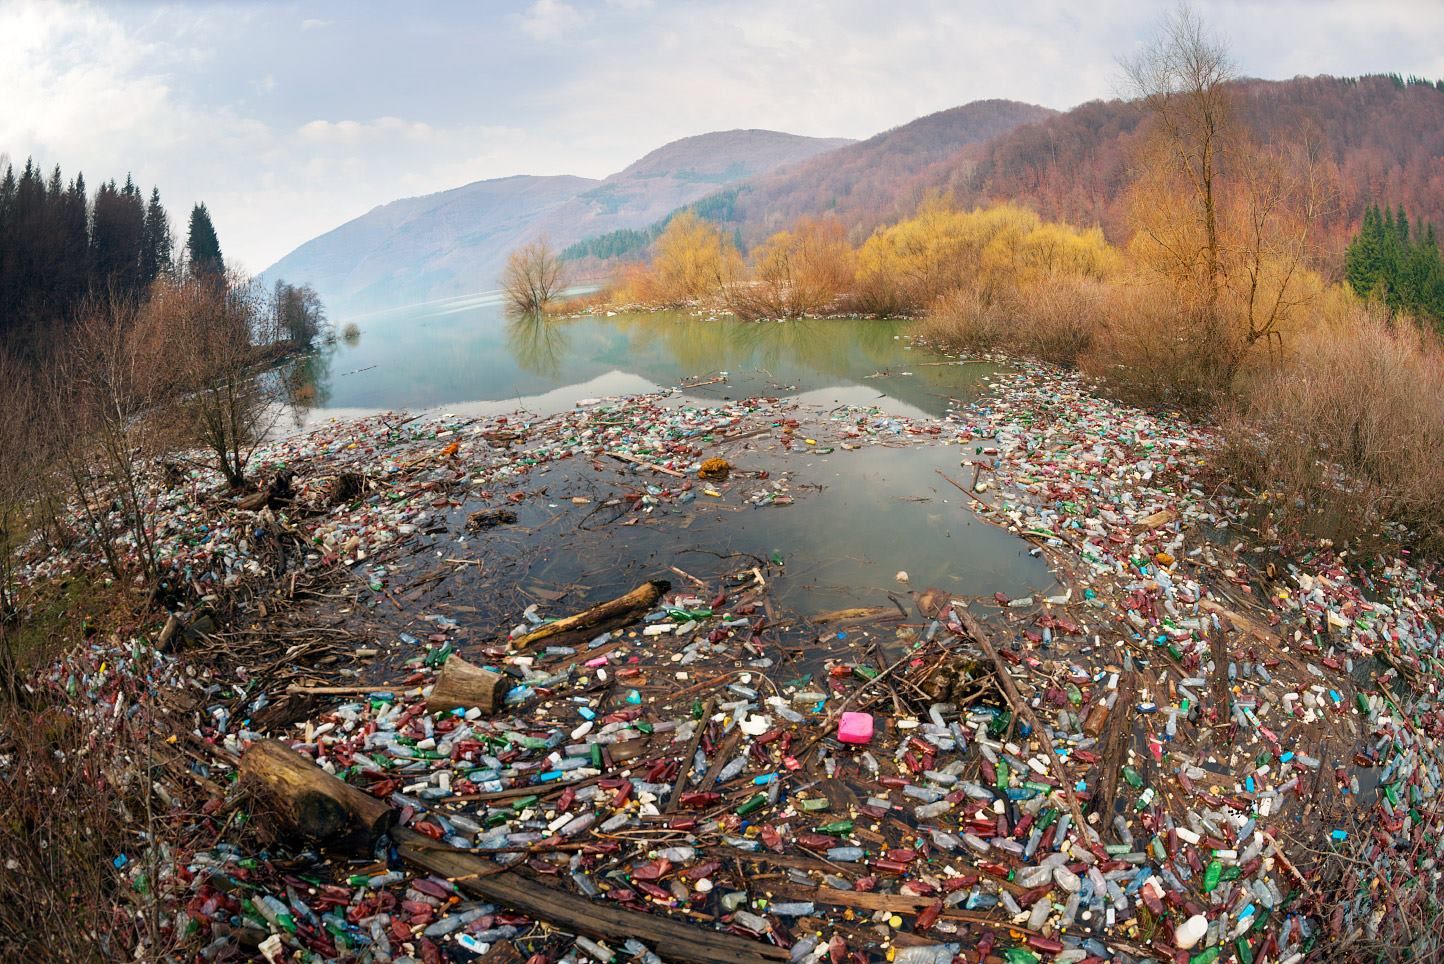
left=3, top=360, right=1440, bottom=962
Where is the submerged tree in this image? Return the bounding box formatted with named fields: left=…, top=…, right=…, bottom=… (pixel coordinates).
left=271, top=280, right=328, bottom=346
left=502, top=238, right=566, bottom=312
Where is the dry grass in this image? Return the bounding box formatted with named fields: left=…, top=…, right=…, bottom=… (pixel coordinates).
left=0, top=688, right=198, bottom=961
left=1217, top=307, right=1444, bottom=553
left=920, top=263, right=1444, bottom=554
left=917, top=276, right=1107, bottom=370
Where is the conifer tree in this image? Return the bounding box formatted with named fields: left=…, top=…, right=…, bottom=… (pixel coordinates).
left=1347, top=202, right=1444, bottom=327
left=141, top=187, right=172, bottom=285
left=186, top=203, right=224, bottom=278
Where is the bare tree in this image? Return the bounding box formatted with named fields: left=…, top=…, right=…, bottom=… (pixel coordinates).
left=1122, top=4, right=1334, bottom=389
left=502, top=238, right=566, bottom=312
left=148, top=272, right=283, bottom=489
left=1122, top=4, right=1235, bottom=316
left=49, top=295, right=168, bottom=587
left=271, top=279, right=329, bottom=347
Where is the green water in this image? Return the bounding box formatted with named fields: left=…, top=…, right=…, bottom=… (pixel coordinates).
left=302, top=291, right=989, bottom=421
left=300, top=292, right=1056, bottom=612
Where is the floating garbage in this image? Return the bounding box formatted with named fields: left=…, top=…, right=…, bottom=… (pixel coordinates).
left=12, top=362, right=1444, bottom=962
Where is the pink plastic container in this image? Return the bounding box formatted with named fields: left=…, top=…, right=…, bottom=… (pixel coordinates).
left=838, top=711, right=874, bottom=744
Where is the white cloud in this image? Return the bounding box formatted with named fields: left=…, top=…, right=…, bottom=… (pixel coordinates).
left=3, top=0, right=1442, bottom=274
left=518, top=0, right=586, bottom=40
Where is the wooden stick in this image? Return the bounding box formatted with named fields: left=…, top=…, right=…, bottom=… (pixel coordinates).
left=665, top=699, right=714, bottom=814
left=511, top=579, right=669, bottom=651
left=285, top=683, right=420, bottom=696
left=955, top=608, right=1092, bottom=842
left=606, top=451, right=687, bottom=478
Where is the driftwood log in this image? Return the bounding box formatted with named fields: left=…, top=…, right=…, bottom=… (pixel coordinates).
left=155, top=614, right=181, bottom=652
left=239, top=740, right=393, bottom=850
left=240, top=749, right=785, bottom=963
left=394, top=827, right=785, bottom=964
left=237, top=470, right=295, bottom=512
left=428, top=654, right=509, bottom=715
left=466, top=507, right=518, bottom=530
left=511, top=579, right=670, bottom=650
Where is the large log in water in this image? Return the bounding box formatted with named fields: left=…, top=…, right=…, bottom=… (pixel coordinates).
left=239, top=740, right=393, bottom=850
left=510, top=579, right=670, bottom=650
left=428, top=654, right=509, bottom=715
left=239, top=746, right=785, bottom=963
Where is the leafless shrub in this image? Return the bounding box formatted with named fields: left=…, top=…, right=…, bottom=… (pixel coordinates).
left=502, top=238, right=566, bottom=312
left=142, top=272, right=284, bottom=489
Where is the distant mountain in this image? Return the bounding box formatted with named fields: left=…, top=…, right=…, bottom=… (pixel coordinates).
left=719, top=100, right=1057, bottom=245
left=580, top=77, right=1444, bottom=275
left=562, top=99, right=1055, bottom=266
left=264, top=129, right=853, bottom=313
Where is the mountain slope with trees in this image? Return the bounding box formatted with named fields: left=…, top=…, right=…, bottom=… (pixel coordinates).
left=717, top=100, right=1057, bottom=246
left=929, top=74, right=1444, bottom=265
left=589, top=75, right=1444, bottom=281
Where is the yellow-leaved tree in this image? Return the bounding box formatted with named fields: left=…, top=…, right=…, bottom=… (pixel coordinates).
left=619, top=212, right=740, bottom=307
left=732, top=216, right=855, bottom=319
left=854, top=199, right=1115, bottom=315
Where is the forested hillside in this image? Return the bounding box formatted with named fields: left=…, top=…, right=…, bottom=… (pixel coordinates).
left=601, top=75, right=1444, bottom=275
left=925, top=74, right=1444, bottom=265
left=721, top=100, right=1057, bottom=245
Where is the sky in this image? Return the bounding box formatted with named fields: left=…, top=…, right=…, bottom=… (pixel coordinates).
left=3, top=0, right=1442, bottom=273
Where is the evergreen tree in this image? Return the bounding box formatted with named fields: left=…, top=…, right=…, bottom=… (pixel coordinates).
left=186, top=203, right=224, bottom=278
left=59, top=173, right=90, bottom=307
left=0, top=155, right=193, bottom=346
left=90, top=176, right=146, bottom=299
left=1345, top=205, right=1385, bottom=298
left=141, top=187, right=172, bottom=285
left=1346, top=202, right=1444, bottom=328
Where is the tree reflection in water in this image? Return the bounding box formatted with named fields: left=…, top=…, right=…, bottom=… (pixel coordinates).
left=505, top=308, right=572, bottom=379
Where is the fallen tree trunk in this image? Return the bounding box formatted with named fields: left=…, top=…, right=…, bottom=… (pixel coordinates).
left=239, top=740, right=393, bottom=850
left=239, top=743, right=781, bottom=962
left=394, top=827, right=785, bottom=964
left=511, top=579, right=670, bottom=651
left=428, top=654, right=509, bottom=715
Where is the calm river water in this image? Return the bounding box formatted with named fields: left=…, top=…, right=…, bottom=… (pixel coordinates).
left=294, top=292, right=1055, bottom=612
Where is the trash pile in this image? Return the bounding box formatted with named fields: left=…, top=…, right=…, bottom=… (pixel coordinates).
left=11, top=363, right=1444, bottom=963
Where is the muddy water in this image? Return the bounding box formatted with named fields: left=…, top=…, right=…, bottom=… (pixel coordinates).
left=298, top=294, right=1056, bottom=617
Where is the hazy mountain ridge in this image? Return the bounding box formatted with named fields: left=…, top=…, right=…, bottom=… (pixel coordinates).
left=267, top=78, right=1444, bottom=313
left=263, top=130, right=852, bottom=313
left=558, top=101, right=1057, bottom=268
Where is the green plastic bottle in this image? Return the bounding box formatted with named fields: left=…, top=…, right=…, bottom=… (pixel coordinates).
left=1203, top=860, right=1222, bottom=892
